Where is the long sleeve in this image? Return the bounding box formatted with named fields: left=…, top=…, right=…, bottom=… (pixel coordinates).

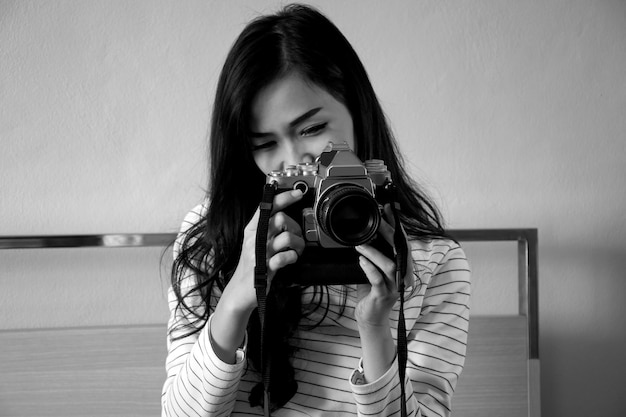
left=349, top=240, right=471, bottom=417
left=161, top=204, right=247, bottom=417
left=162, top=206, right=470, bottom=416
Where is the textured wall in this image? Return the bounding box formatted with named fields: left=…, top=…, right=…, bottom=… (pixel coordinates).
left=1, top=1, right=625, bottom=415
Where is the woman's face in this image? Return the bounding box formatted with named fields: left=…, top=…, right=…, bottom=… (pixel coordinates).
left=249, top=73, right=355, bottom=174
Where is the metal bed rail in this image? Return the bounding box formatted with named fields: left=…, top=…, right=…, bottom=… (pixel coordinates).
left=0, top=228, right=538, bottom=357
left=449, top=228, right=539, bottom=359
left=0, top=233, right=176, bottom=250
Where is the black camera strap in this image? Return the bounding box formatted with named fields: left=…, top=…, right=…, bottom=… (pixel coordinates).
left=387, top=184, right=409, bottom=417
left=254, top=182, right=277, bottom=417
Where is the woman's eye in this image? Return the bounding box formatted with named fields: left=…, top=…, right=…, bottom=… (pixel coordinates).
left=300, top=123, right=327, bottom=137
left=252, top=141, right=276, bottom=152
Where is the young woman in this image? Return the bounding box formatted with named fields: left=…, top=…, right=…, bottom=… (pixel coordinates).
left=162, top=4, right=470, bottom=417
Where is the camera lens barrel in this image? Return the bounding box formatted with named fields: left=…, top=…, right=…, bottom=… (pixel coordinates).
left=317, top=185, right=380, bottom=246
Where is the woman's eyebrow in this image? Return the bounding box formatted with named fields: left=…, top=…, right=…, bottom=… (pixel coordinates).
left=289, top=107, right=322, bottom=127
left=250, top=107, right=323, bottom=138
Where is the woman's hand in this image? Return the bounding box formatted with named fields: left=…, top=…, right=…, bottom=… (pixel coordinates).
left=354, top=204, right=412, bottom=326
left=224, top=189, right=306, bottom=314
left=210, top=189, right=305, bottom=363
left=354, top=204, right=413, bottom=382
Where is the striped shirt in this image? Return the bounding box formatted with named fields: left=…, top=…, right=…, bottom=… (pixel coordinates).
left=162, top=204, right=471, bottom=417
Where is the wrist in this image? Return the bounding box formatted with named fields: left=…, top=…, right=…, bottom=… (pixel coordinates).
left=357, top=320, right=392, bottom=340
left=355, top=309, right=392, bottom=331
left=357, top=323, right=395, bottom=383
left=211, top=297, right=253, bottom=364
left=221, top=275, right=257, bottom=315
left=218, top=287, right=256, bottom=319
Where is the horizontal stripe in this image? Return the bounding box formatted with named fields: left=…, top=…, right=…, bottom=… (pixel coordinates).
left=162, top=203, right=471, bottom=417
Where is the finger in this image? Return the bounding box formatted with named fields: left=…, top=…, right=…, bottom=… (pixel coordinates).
left=358, top=255, right=394, bottom=294
left=269, top=212, right=303, bottom=238
left=268, top=249, right=299, bottom=271
left=246, top=189, right=304, bottom=233
left=269, top=231, right=305, bottom=256
left=271, top=189, right=304, bottom=215
left=355, top=244, right=396, bottom=279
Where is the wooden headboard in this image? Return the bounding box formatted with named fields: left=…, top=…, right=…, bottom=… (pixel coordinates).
left=0, top=230, right=540, bottom=416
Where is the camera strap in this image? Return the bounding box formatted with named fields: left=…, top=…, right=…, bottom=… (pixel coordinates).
left=388, top=183, right=409, bottom=417
left=254, top=182, right=277, bottom=417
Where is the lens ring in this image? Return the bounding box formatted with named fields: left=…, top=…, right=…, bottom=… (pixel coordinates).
left=317, top=185, right=380, bottom=246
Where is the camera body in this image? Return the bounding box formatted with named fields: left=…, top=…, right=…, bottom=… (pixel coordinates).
left=267, top=141, right=392, bottom=248
left=267, top=142, right=394, bottom=286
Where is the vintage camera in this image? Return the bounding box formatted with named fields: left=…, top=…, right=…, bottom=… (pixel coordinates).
left=268, top=142, right=394, bottom=286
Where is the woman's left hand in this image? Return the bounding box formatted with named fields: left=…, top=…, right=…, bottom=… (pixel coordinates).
left=354, top=204, right=413, bottom=327
left=353, top=204, right=413, bottom=382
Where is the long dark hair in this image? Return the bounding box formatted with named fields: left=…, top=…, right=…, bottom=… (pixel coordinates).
left=170, top=3, right=446, bottom=410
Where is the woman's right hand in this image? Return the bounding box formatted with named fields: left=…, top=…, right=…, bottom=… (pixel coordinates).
left=210, top=189, right=305, bottom=363
left=223, top=188, right=306, bottom=314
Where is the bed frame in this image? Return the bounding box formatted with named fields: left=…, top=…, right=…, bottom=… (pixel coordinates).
left=0, top=230, right=540, bottom=416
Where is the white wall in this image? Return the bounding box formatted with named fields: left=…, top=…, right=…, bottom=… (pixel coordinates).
left=1, top=1, right=625, bottom=415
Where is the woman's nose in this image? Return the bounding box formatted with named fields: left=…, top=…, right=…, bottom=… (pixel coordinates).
left=279, top=144, right=315, bottom=170
left=280, top=147, right=299, bottom=170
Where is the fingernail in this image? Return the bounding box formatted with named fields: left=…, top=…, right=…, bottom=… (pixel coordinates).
left=291, top=189, right=303, bottom=197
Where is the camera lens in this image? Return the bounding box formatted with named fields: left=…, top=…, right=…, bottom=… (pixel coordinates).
left=317, top=185, right=380, bottom=246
